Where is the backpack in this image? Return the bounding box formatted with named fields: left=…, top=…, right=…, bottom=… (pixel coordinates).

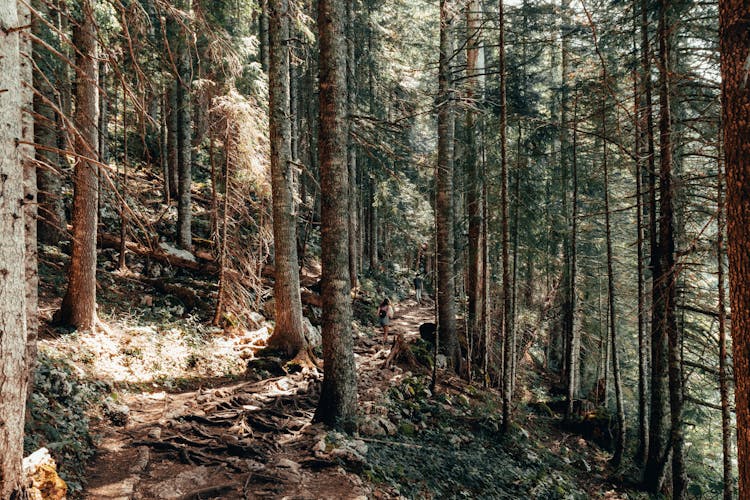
left=379, top=308, right=387, bottom=318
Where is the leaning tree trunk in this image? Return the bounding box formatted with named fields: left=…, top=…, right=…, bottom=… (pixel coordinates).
left=57, top=0, right=99, bottom=331
left=266, top=0, right=307, bottom=357
left=720, top=0, right=750, bottom=496
left=314, top=0, right=358, bottom=429
left=436, top=0, right=459, bottom=372
left=0, top=1, right=31, bottom=495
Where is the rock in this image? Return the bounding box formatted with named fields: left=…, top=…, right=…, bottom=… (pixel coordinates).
left=23, top=448, right=67, bottom=500
left=436, top=354, right=447, bottom=369
left=359, top=418, right=384, bottom=436
left=246, top=356, right=286, bottom=377
left=104, top=401, right=130, bottom=426
left=303, top=316, right=322, bottom=348
left=140, top=295, right=154, bottom=307
left=247, top=311, right=266, bottom=329
left=159, top=241, right=197, bottom=263
left=378, top=417, right=398, bottom=436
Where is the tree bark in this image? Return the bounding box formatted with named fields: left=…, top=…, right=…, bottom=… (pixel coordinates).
left=437, top=0, right=459, bottom=372
left=720, top=0, right=750, bottom=496
left=0, top=1, right=31, bottom=495
left=266, top=0, right=307, bottom=357
left=167, top=82, right=179, bottom=198
left=57, top=0, right=99, bottom=331
left=20, top=0, right=37, bottom=397
left=259, top=0, right=270, bottom=73
left=346, top=0, right=358, bottom=289
left=314, top=0, right=358, bottom=429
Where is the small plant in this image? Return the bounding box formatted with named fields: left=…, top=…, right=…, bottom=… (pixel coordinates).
left=24, top=352, right=108, bottom=496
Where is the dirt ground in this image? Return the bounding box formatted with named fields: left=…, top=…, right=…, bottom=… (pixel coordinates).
left=84, top=298, right=434, bottom=500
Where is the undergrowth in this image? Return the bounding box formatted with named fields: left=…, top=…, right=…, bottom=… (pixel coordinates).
left=24, top=352, right=109, bottom=496
left=365, top=375, right=588, bottom=499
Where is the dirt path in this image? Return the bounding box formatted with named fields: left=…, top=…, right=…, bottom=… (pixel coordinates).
left=85, top=297, right=434, bottom=499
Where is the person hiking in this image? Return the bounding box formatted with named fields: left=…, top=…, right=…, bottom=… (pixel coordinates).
left=413, top=273, right=424, bottom=304
left=377, top=298, right=394, bottom=343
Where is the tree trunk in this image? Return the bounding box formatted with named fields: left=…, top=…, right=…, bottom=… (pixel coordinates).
left=720, top=0, right=750, bottom=495
left=602, top=95, right=625, bottom=467
left=437, top=0, right=459, bottom=372
left=557, top=0, right=572, bottom=379
left=167, top=82, right=179, bottom=198
left=0, top=1, right=31, bottom=495
left=346, top=0, right=358, bottom=289
left=266, top=0, right=307, bottom=357
left=565, top=96, right=579, bottom=421
left=642, top=0, right=668, bottom=487
left=466, top=0, right=483, bottom=372
left=33, top=0, right=65, bottom=246
left=499, top=0, right=513, bottom=432
left=635, top=0, right=650, bottom=465
left=717, top=141, right=733, bottom=500
left=57, top=0, right=99, bottom=331
left=658, top=0, right=685, bottom=494
left=259, top=0, right=270, bottom=73
left=314, top=0, right=358, bottom=428
left=176, top=0, right=192, bottom=250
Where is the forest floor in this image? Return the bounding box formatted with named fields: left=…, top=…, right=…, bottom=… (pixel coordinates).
left=81, top=299, right=433, bottom=499
left=33, top=246, right=639, bottom=499
left=59, top=297, right=631, bottom=499
left=75, top=301, right=432, bottom=499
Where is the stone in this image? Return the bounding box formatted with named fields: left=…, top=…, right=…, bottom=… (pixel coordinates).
left=247, top=311, right=266, bottom=329
left=436, top=354, right=447, bottom=369
left=23, top=448, right=67, bottom=500
left=103, top=401, right=130, bottom=427
left=303, top=316, right=322, bottom=348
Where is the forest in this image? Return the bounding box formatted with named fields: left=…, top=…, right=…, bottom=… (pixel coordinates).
left=0, top=0, right=749, bottom=498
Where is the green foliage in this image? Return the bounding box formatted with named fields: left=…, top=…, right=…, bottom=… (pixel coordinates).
left=368, top=375, right=588, bottom=499
left=24, top=353, right=109, bottom=495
